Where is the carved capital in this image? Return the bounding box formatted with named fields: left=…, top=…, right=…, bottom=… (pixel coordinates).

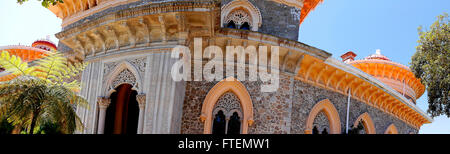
left=136, top=94, right=146, bottom=108
left=97, top=97, right=111, bottom=109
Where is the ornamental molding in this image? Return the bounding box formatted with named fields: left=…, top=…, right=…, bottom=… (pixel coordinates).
left=103, top=57, right=146, bottom=82
left=56, top=1, right=218, bottom=39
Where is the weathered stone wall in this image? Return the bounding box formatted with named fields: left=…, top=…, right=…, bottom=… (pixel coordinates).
left=221, top=0, right=301, bottom=40
left=181, top=74, right=418, bottom=134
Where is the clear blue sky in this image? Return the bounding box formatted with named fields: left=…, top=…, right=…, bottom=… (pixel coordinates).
left=0, top=0, right=448, bottom=134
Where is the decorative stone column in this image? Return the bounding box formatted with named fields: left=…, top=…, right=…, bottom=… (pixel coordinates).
left=97, top=97, right=111, bottom=134
left=225, top=118, right=230, bottom=134
left=136, top=94, right=146, bottom=134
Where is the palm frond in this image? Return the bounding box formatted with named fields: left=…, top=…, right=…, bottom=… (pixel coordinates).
left=0, top=50, right=34, bottom=76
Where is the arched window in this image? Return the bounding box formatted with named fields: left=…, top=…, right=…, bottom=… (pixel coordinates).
left=221, top=0, right=262, bottom=31
left=227, top=112, right=241, bottom=134
left=312, top=126, right=319, bottom=134
left=240, top=22, right=250, bottom=30
left=212, top=110, right=226, bottom=134
left=224, top=9, right=252, bottom=31
left=354, top=112, right=376, bottom=134
left=312, top=111, right=330, bottom=134
left=384, top=124, right=398, bottom=134
left=227, top=21, right=237, bottom=29
left=211, top=92, right=243, bottom=134
left=201, top=77, right=254, bottom=134
left=322, top=128, right=329, bottom=134
left=305, top=99, right=341, bottom=134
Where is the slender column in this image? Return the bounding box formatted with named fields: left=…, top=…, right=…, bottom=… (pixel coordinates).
left=136, top=94, right=147, bottom=134
left=225, top=118, right=230, bottom=134
left=97, top=97, right=111, bottom=134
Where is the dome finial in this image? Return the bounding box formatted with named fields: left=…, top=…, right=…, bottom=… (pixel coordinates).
left=376, top=49, right=381, bottom=55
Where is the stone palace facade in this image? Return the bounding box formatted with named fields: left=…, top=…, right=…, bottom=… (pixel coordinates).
left=39, top=0, right=432, bottom=134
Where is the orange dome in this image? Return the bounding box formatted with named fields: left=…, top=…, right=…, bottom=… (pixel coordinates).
left=0, top=45, right=52, bottom=82
left=348, top=50, right=425, bottom=104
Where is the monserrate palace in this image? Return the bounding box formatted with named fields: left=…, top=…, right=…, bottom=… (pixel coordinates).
left=0, top=0, right=432, bottom=134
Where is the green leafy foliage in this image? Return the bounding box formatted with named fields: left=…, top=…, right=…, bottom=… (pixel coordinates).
left=16, top=0, right=64, bottom=8
left=410, top=13, right=450, bottom=118
left=0, top=50, right=88, bottom=134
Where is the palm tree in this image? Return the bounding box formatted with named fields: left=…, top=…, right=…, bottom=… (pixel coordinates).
left=0, top=50, right=88, bottom=134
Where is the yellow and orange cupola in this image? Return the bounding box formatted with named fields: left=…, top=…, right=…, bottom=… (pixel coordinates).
left=0, top=37, right=56, bottom=82
left=342, top=50, right=425, bottom=104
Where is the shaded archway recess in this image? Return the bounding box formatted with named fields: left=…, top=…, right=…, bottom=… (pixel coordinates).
left=384, top=124, right=399, bottom=134
left=201, top=77, right=254, bottom=134
left=354, top=112, right=376, bottom=134
left=305, top=99, right=341, bottom=134
left=104, top=84, right=139, bottom=134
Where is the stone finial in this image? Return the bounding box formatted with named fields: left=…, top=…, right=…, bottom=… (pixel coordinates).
left=97, top=97, right=111, bottom=109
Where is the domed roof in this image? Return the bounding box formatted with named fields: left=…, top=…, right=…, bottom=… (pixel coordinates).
left=348, top=50, right=425, bottom=103
left=31, top=36, right=57, bottom=51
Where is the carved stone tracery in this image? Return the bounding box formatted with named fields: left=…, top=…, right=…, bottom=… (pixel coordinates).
left=111, top=68, right=137, bottom=89
left=224, top=9, right=252, bottom=28
left=213, top=92, right=243, bottom=117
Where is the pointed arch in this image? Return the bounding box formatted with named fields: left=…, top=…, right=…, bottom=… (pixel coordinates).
left=104, top=61, right=142, bottom=96
left=305, top=99, right=341, bottom=134
left=221, top=0, right=262, bottom=31
left=201, top=77, right=254, bottom=134
left=354, top=112, right=376, bottom=134
left=384, top=124, right=398, bottom=134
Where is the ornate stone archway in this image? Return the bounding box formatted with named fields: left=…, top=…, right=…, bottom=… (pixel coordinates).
left=354, top=112, right=376, bottom=134
left=200, top=77, right=254, bottom=134
left=305, top=99, right=341, bottom=134
left=103, top=61, right=143, bottom=96
left=97, top=61, right=146, bottom=134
